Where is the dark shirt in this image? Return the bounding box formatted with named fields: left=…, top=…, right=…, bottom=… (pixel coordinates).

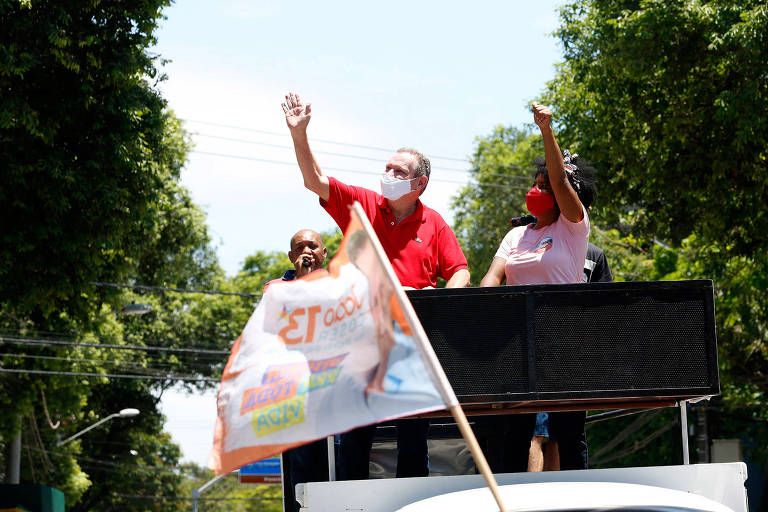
left=263, top=269, right=296, bottom=291
left=583, top=243, right=613, bottom=283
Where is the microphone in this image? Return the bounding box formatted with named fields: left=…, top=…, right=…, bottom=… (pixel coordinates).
left=510, top=215, right=537, bottom=227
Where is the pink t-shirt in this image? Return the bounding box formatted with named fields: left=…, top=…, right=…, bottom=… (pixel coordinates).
left=494, top=206, right=590, bottom=285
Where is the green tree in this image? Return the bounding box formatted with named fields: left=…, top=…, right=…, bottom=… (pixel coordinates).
left=0, top=1, right=246, bottom=508
left=6, top=187, right=237, bottom=510
left=451, top=21, right=768, bottom=468
left=542, top=0, right=768, bottom=419
left=524, top=0, right=768, bottom=475
left=64, top=381, right=186, bottom=511
left=544, top=0, right=768, bottom=256
left=0, top=0, right=181, bottom=322
left=178, top=466, right=282, bottom=512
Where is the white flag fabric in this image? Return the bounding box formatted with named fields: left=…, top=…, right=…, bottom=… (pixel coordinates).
left=209, top=208, right=446, bottom=475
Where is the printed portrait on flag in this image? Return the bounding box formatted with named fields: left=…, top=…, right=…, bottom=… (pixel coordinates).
left=209, top=208, right=445, bottom=475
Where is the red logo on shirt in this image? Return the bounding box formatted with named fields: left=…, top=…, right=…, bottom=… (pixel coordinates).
left=535, top=237, right=553, bottom=254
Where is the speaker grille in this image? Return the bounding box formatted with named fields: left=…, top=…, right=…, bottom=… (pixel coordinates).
left=534, top=294, right=711, bottom=394
left=412, top=293, right=528, bottom=397
left=407, top=280, right=719, bottom=404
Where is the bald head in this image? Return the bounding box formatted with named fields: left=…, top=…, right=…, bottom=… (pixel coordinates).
left=288, top=229, right=327, bottom=277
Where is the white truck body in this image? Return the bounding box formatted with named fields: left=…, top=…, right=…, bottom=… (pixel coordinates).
left=297, top=463, right=748, bottom=512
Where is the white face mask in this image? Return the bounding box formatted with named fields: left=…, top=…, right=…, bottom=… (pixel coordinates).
left=380, top=174, right=418, bottom=200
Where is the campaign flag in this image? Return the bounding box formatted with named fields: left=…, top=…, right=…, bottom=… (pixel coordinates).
left=208, top=204, right=447, bottom=475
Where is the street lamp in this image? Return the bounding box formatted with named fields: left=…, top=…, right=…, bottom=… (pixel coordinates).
left=120, top=303, right=153, bottom=316
left=57, top=408, right=140, bottom=446
left=96, top=303, right=152, bottom=321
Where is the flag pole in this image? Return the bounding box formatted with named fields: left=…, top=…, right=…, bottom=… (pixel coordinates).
left=350, top=202, right=508, bottom=512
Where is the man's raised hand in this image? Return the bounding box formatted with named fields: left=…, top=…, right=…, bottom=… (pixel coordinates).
left=282, top=92, right=311, bottom=132
left=532, top=102, right=553, bottom=130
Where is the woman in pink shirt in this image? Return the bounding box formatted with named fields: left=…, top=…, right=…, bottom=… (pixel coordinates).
left=476, top=103, right=597, bottom=474
left=480, top=103, right=596, bottom=288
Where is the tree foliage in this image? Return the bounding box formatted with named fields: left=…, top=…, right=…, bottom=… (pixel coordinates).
left=0, top=0, right=180, bottom=322
left=0, top=0, right=351, bottom=507
left=178, top=466, right=282, bottom=512
left=543, top=0, right=768, bottom=406
left=0, top=1, right=250, bottom=508
left=452, top=0, right=768, bottom=474
left=544, top=0, right=768, bottom=257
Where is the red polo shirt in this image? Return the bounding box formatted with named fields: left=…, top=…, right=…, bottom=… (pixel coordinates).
left=320, top=177, right=468, bottom=289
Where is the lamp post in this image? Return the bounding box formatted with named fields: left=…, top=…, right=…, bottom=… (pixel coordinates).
left=57, top=408, right=140, bottom=446
left=5, top=409, right=141, bottom=483
left=119, top=303, right=153, bottom=316
left=97, top=303, right=152, bottom=320
left=191, top=472, right=237, bottom=512
left=5, top=304, right=150, bottom=484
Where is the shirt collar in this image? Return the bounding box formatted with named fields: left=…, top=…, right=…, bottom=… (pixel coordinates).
left=378, top=197, right=426, bottom=224
left=376, top=193, right=388, bottom=211
left=410, top=200, right=425, bottom=223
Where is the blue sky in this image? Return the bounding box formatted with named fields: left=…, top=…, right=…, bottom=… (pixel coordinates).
left=154, top=0, right=565, bottom=467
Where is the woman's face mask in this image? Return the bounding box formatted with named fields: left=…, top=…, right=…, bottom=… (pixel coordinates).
left=381, top=174, right=419, bottom=200
left=525, top=186, right=555, bottom=216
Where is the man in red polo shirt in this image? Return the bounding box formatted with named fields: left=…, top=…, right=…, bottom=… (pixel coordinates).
left=282, top=91, right=470, bottom=480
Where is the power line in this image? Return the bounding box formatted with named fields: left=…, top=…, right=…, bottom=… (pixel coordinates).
left=0, top=352, right=224, bottom=373
left=192, top=132, right=470, bottom=172
left=0, top=336, right=230, bottom=355
left=77, top=464, right=179, bottom=480
left=590, top=420, right=679, bottom=466
left=90, top=281, right=260, bottom=298
left=183, top=119, right=539, bottom=176
left=81, top=439, right=171, bottom=447
left=192, top=133, right=537, bottom=181
left=0, top=367, right=219, bottom=382
left=27, top=446, right=204, bottom=480
left=0, top=353, right=226, bottom=379
left=182, top=118, right=469, bottom=163
left=192, top=131, right=538, bottom=179
left=31, top=445, right=187, bottom=474
left=191, top=150, right=532, bottom=191
left=0, top=333, right=232, bottom=363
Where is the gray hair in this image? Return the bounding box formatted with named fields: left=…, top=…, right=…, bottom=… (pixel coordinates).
left=396, top=147, right=431, bottom=180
